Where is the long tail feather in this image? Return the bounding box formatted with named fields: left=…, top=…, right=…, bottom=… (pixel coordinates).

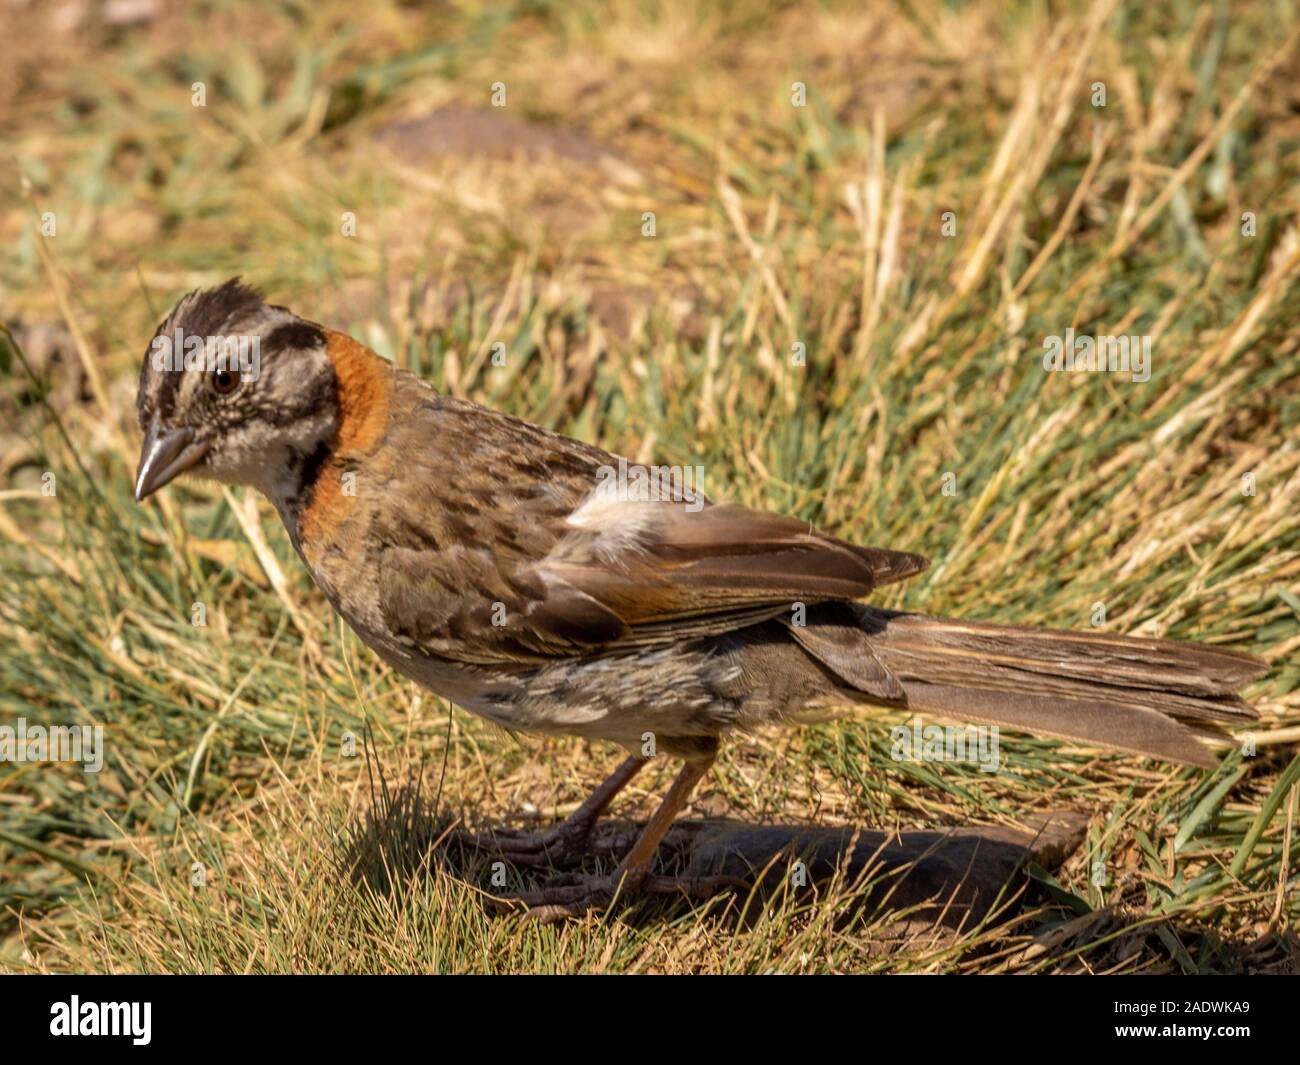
left=849, top=608, right=1266, bottom=768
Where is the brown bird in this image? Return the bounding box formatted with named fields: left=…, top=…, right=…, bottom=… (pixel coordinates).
left=134, top=279, right=1266, bottom=919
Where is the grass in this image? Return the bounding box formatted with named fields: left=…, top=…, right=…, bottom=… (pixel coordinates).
left=1, top=0, right=1298, bottom=973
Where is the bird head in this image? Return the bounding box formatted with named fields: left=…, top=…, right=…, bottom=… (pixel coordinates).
left=134, top=279, right=339, bottom=501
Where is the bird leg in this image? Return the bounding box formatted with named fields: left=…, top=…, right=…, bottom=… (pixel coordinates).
left=458, top=755, right=647, bottom=868
left=511, top=753, right=744, bottom=921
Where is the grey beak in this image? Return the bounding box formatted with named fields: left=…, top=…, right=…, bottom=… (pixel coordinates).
left=134, top=422, right=211, bottom=501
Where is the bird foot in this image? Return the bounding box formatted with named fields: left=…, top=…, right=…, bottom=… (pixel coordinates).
left=454, top=819, right=595, bottom=869
left=493, top=870, right=748, bottom=922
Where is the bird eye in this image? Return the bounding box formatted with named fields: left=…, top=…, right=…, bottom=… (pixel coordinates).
left=212, top=368, right=242, bottom=395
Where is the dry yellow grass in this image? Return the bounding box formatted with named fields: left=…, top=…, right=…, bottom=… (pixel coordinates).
left=1, top=0, right=1297, bottom=972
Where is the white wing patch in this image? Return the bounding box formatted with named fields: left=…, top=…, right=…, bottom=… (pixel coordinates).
left=563, top=479, right=660, bottom=563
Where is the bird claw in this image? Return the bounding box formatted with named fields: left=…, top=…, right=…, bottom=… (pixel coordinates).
left=494, top=870, right=748, bottom=922
left=521, top=878, right=615, bottom=922
left=454, top=820, right=594, bottom=869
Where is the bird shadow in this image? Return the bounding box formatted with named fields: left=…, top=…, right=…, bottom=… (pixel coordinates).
left=332, top=770, right=1299, bottom=971
left=333, top=758, right=1090, bottom=936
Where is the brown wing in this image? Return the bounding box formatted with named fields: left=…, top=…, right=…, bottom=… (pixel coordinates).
left=543, top=500, right=926, bottom=630
left=372, top=418, right=924, bottom=665
left=381, top=502, right=928, bottom=663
